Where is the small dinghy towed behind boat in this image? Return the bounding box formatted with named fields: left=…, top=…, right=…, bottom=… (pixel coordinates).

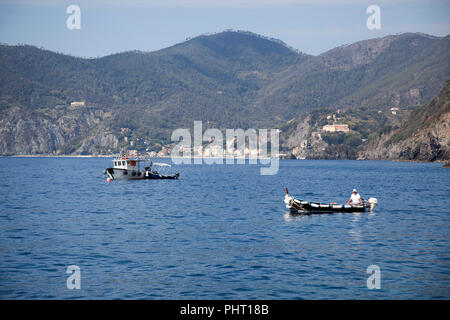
left=284, top=188, right=377, bottom=214
left=103, top=155, right=179, bottom=182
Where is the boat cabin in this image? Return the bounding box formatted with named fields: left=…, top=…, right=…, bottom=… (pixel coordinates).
left=113, top=157, right=146, bottom=171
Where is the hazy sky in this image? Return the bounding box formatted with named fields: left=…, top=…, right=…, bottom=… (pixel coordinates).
left=0, top=0, right=449, bottom=57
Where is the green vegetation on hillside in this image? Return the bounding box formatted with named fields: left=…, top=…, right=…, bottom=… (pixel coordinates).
left=0, top=31, right=449, bottom=155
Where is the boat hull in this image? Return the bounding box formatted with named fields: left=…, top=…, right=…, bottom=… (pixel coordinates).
left=289, top=203, right=367, bottom=214
left=285, top=195, right=368, bottom=214
left=104, top=168, right=179, bottom=180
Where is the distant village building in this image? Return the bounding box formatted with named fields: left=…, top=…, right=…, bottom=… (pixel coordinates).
left=204, top=145, right=223, bottom=157
left=322, top=124, right=350, bottom=133
left=157, top=147, right=170, bottom=157
left=70, top=101, right=85, bottom=107
left=180, top=146, right=192, bottom=154
left=390, top=107, right=400, bottom=115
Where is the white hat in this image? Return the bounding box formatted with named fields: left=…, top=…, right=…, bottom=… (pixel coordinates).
left=352, top=188, right=357, bottom=192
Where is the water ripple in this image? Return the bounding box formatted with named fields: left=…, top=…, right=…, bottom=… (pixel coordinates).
left=0, top=158, right=449, bottom=299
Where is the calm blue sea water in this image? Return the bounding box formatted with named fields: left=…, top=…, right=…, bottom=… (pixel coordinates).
left=0, top=158, right=449, bottom=299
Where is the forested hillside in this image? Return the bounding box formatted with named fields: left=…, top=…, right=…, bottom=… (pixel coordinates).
left=0, top=31, right=449, bottom=155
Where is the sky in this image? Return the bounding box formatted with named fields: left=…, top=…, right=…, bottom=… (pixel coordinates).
left=0, top=0, right=449, bottom=57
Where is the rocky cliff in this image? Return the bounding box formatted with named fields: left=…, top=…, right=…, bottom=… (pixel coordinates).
left=358, top=80, right=450, bottom=161
left=0, top=105, right=118, bottom=155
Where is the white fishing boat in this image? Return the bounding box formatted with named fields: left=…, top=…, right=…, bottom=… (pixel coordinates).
left=103, top=154, right=179, bottom=181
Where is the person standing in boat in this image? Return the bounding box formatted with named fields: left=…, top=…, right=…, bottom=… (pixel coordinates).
left=347, top=188, right=363, bottom=206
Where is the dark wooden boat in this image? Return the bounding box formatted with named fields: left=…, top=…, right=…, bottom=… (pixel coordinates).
left=284, top=188, right=377, bottom=214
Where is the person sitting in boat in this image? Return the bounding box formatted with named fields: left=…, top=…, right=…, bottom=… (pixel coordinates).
left=347, top=189, right=363, bottom=206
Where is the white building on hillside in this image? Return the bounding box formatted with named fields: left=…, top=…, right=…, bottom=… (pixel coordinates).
left=70, top=101, right=85, bottom=107
left=322, top=124, right=349, bottom=133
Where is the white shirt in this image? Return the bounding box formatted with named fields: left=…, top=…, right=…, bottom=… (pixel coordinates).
left=350, top=193, right=361, bottom=205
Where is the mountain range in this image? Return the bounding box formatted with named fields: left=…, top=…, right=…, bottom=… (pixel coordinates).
left=0, top=30, right=449, bottom=158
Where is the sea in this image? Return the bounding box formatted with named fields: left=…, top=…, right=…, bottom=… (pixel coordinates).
left=0, top=157, right=449, bottom=299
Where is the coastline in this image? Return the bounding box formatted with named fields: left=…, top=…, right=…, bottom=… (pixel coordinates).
left=5, top=154, right=115, bottom=158
left=1, top=154, right=448, bottom=164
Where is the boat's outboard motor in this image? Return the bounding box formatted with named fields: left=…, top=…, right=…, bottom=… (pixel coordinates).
left=284, top=194, right=293, bottom=208
left=368, top=198, right=378, bottom=211
left=284, top=188, right=294, bottom=209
